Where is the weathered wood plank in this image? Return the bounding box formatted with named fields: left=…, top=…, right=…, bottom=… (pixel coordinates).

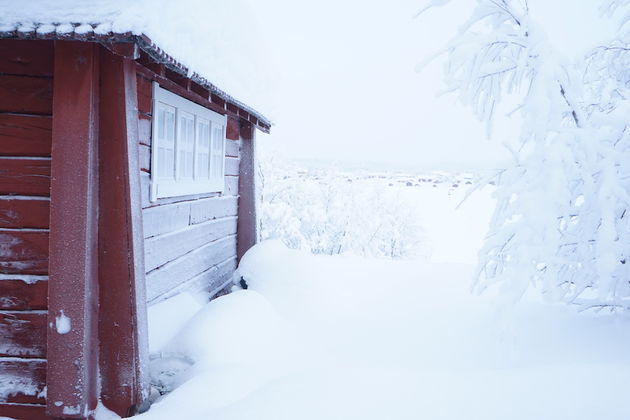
left=0, top=158, right=51, bottom=196
left=0, top=402, right=49, bottom=420
left=0, top=40, right=54, bottom=77
left=0, top=231, right=48, bottom=275
left=0, top=114, right=52, bottom=157
left=142, top=201, right=190, bottom=239
left=237, top=132, right=257, bottom=261
left=0, top=198, right=49, bottom=229
left=97, top=45, right=150, bottom=416
left=140, top=172, right=151, bottom=208
left=225, top=139, right=240, bottom=158
left=136, top=74, right=152, bottom=116
left=145, top=216, right=237, bottom=272
left=225, top=176, right=239, bottom=196
left=0, top=75, right=53, bottom=115
left=139, top=143, right=151, bottom=173
left=138, top=115, right=152, bottom=146
left=0, top=279, right=47, bottom=311
left=47, top=40, right=100, bottom=417
left=226, top=115, right=239, bottom=140
left=189, top=196, right=238, bottom=225
left=154, top=256, right=237, bottom=304
left=0, top=312, right=46, bottom=358
left=0, top=359, right=46, bottom=404
left=224, top=156, right=240, bottom=176
left=146, top=235, right=237, bottom=302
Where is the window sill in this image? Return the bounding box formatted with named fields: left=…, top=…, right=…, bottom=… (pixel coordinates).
left=151, top=179, right=224, bottom=201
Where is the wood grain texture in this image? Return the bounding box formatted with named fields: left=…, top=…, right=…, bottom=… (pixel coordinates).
left=0, top=114, right=52, bottom=157
left=225, top=176, right=239, bottom=197
left=139, top=143, right=151, bottom=173
left=0, top=279, right=47, bottom=311
left=146, top=235, right=237, bottom=302
left=144, top=216, right=237, bottom=272
left=142, top=201, right=191, bottom=239
left=155, top=256, right=237, bottom=304
left=0, top=312, right=46, bottom=358
left=47, top=40, right=100, bottom=417
left=97, top=45, right=150, bottom=416
left=0, top=159, right=51, bottom=196
left=237, top=133, right=257, bottom=262
left=138, top=115, right=152, bottom=146
left=0, top=198, right=49, bottom=229
left=225, top=139, right=240, bottom=158
left=224, top=156, right=240, bottom=176
left=0, top=402, right=49, bottom=420
left=226, top=115, right=239, bottom=140
left=0, top=40, right=54, bottom=77
left=0, top=231, right=48, bottom=275
left=189, top=196, right=238, bottom=225
left=0, top=359, right=46, bottom=404
left=0, top=75, right=53, bottom=115
left=142, top=196, right=238, bottom=238
left=136, top=74, right=152, bottom=116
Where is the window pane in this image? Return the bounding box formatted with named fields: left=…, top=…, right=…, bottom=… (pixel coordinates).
left=210, top=126, right=224, bottom=180
left=196, top=119, right=211, bottom=179
left=157, top=104, right=176, bottom=179
left=178, top=113, right=195, bottom=179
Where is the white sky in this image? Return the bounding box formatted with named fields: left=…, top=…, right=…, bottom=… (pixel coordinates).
left=245, top=0, right=514, bottom=170
left=241, top=0, right=620, bottom=170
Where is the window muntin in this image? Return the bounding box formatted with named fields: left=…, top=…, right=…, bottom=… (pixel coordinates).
left=196, top=119, right=211, bottom=179
left=156, top=103, right=176, bottom=180
left=150, top=83, right=227, bottom=201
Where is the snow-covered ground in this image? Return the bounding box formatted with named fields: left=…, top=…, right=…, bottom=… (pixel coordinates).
left=135, top=176, right=630, bottom=420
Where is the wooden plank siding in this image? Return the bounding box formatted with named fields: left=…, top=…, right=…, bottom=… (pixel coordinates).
left=0, top=312, right=47, bottom=358
left=0, top=39, right=52, bottom=418
left=0, top=198, right=49, bottom=229
left=135, top=69, right=243, bottom=304
left=145, top=217, right=237, bottom=272
left=0, top=159, right=51, bottom=197
left=0, top=359, right=46, bottom=405
left=97, top=45, right=150, bottom=416
left=0, top=279, right=47, bottom=311
left=0, top=40, right=54, bottom=77
left=0, top=115, right=52, bottom=157
left=0, top=230, right=48, bottom=275
left=146, top=235, right=237, bottom=303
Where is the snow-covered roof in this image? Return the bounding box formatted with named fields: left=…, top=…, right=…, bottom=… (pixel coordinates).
left=0, top=1, right=272, bottom=131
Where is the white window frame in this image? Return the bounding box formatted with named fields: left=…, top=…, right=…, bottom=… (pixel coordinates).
left=150, top=82, right=227, bottom=201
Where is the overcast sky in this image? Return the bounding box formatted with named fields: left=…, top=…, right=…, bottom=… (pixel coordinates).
left=243, top=0, right=514, bottom=170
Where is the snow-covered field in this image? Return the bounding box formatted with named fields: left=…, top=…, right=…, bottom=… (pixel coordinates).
left=136, top=174, right=630, bottom=420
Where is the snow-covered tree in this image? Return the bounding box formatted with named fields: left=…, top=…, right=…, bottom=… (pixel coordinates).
left=426, top=0, right=630, bottom=308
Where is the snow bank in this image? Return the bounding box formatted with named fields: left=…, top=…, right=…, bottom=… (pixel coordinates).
left=135, top=241, right=630, bottom=420
left=147, top=292, right=205, bottom=352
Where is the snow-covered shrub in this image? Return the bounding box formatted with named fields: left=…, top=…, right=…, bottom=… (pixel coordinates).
left=257, top=152, right=427, bottom=259
left=425, top=0, right=630, bottom=308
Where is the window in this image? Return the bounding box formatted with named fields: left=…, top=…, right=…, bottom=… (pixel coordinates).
left=151, top=83, right=227, bottom=200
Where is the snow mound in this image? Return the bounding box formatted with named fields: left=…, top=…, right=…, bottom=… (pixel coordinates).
left=135, top=241, right=630, bottom=420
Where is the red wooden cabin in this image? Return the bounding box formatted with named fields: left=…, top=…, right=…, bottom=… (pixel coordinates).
left=0, top=23, right=270, bottom=419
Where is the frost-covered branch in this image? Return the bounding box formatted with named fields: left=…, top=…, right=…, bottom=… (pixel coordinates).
left=426, top=0, right=630, bottom=307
